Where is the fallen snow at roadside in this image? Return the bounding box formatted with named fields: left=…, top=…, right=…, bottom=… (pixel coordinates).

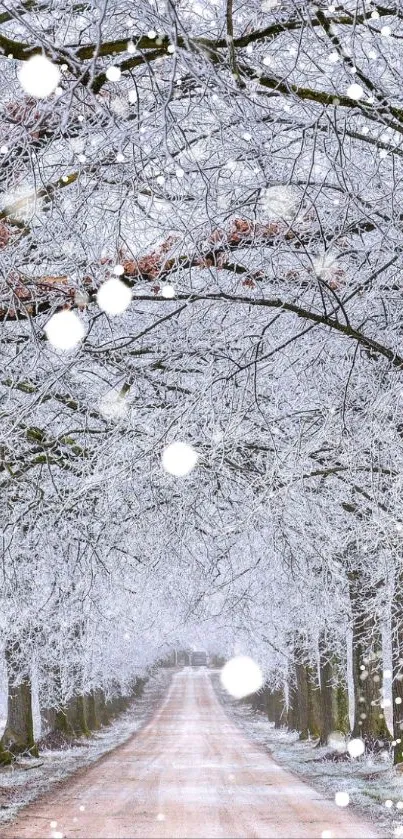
left=213, top=674, right=403, bottom=839
left=0, top=669, right=172, bottom=826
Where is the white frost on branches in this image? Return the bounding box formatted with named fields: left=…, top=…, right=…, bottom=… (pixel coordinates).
left=0, top=0, right=402, bottom=736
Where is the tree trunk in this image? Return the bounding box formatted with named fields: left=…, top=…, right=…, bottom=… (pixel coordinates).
left=295, top=658, right=309, bottom=740
left=286, top=678, right=299, bottom=731
left=392, top=561, right=403, bottom=763
left=94, top=689, right=110, bottom=726
left=348, top=571, right=390, bottom=746
left=318, top=642, right=336, bottom=745
left=272, top=688, right=284, bottom=728
left=336, top=683, right=349, bottom=732
left=262, top=688, right=283, bottom=727
left=55, top=695, right=89, bottom=737
left=318, top=637, right=349, bottom=745
left=130, top=677, right=145, bottom=699
left=0, top=640, right=38, bottom=764
left=307, top=665, right=321, bottom=739
left=41, top=706, right=56, bottom=736
left=252, top=687, right=268, bottom=715
left=84, top=692, right=100, bottom=731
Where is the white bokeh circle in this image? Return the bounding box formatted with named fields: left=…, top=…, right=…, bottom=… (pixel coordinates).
left=220, top=656, right=263, bottom=699
left=162, top=442, right=198, bottom=476
left=18, top=55, right=61, bottom=99
left=97, top=278, right=132, bottom=315
left=335, top=792, right=350, bottom=808
left=328, top=731, right=346, bottom=753
left=347, top=83, right=364, bottom=101
left=347, top=738, right=365, bottom=758
left=44, top=310, right=85, bottom=350
left=106, top=66, right=121, bottom=81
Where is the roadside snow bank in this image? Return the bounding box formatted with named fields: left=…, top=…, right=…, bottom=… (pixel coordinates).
left=0, top=668, right=172, bottom=826
left=213, top=674, right=403, bottom=839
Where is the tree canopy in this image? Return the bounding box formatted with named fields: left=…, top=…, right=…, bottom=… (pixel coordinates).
left=1, top=0, right=403, bottom=755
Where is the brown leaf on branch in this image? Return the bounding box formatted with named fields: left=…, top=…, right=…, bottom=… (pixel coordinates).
left=35, top=276, right=69, bottom=288
left=0, top=216, right=297, bottom=320
left=0, top=223, right=11, bottom=249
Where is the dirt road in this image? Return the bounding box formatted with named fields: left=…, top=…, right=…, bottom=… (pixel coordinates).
left=2, top=669, right=382, bottom=838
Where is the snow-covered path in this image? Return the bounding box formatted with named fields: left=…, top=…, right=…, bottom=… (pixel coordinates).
left=3, top=669, right=382, bottom=839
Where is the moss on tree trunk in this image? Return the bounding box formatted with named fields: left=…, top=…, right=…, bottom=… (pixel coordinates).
left=0, top=641, right=38, bottom=764
left=84, top=691, right=100, bottom=731
left=318, top=637, right=349, bottom=745
left=286, top=678, right=299, bottom=731
left=392, top=564, right=403, bottom=764
left=307, top=665, right=322, bottom=740
left=295, top=655, right=309, bottom=740
left=349, top=572, right=390, bottom=746
left=54, top=695, right=90, bottom=737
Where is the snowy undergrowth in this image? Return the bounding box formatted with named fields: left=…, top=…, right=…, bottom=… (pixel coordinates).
left=0, top=668, right=172, bottom=826
left=213, top=675, right=403, bottom=839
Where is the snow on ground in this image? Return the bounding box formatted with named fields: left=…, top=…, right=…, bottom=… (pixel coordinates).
left=0, top=668, right=173, bottom=826
left=213, top=674, right=403, bottom=839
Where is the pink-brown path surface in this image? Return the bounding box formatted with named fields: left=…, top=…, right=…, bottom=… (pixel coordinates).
left=1, top=669, right=383, bottom=839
